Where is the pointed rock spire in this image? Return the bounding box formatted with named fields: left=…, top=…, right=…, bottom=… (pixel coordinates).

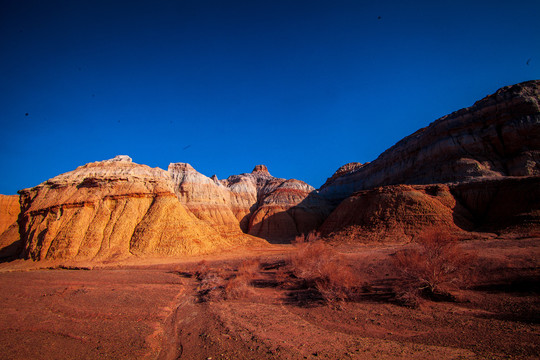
left=252, top=164, right=270, bottom=175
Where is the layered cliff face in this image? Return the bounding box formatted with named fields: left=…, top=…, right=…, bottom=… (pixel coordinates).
left=320, top=184, right=470, bottom=242
left=17, top=157, right=327, bottom=260
left=247, top=179, right=330, bottom=241
left=450, top=176, right=540, bottom=232
left=0, top=195, right=21, bottom=258
left=319, top=80, right=540, bottom=242
left=17, top=156, right=255, bottom=261
left=320, top=80, right=540, bottom=202
left=170, top=163, right=330, bottom=243
left=168, top=162, right=242, bottom=237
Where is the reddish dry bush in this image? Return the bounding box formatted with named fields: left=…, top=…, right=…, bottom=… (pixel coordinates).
left=197, top=269, right=227, bottom=302
left=293, top=230, right=321, bottom=245
left=194, top=260, right=210, bottom=281
left=393, top=228, right=476, bottom=305
left=236, top=259, right=260, bottom=279
left=196, top=259, right=260, bottom=301
left=223, top=259, right=261, bottom=299
left=290, top=240, right=358, bottom=304
left=274, top=266, right=294, bottom=288
left=223, top=275, right=255, bottom=299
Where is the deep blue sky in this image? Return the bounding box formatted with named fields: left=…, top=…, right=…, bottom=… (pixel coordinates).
left=1, top=0, right=539, bottom=194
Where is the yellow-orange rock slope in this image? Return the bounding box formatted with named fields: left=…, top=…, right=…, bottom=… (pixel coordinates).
left=0, top=194, right=20, bottom=258
left=18, top=156, right=263, bottom=261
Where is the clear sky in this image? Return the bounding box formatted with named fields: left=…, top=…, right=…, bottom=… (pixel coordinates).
left=1, top=0, right=539, bottom=194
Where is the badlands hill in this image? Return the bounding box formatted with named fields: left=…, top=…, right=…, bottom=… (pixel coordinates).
left=318, top=80, right=540, bottom=240
left=319, top=80, right=540, bottom=201
left=15, top=156, right=327, bottom=261
left=1, top=80, right=539, bottom=261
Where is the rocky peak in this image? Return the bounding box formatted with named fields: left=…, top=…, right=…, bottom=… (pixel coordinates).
left=321, top=162, right=367, bottom=188
left=252, top=165, right=270, bottom=175
left=106, top=155, right=132, bottom=162
left=168, top=162, right=195, bottom=172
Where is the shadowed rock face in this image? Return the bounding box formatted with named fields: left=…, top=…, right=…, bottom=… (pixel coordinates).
left=320, top=80, right=540, bottom=203
left=17, top=156, right=260, bottom=261
left=320, top=177, right=540, bottom=241
left=246, top=179, right=330, bottom=242
left=449, top=176, right=540, bottom=232
left=318, top=80, right=540, bottom=240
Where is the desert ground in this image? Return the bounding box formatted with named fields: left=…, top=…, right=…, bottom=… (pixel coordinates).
left=0, top=235, right=538, bottom=360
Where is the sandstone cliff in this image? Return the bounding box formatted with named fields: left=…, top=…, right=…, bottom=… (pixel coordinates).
left=246, top=178, right=330, bottom=242
left=450, top=176, right=540, bottom=233
left=168, top=162, right=243, bottom=237
left=18, top=156, right=259, bottom=261
left=0, top=195, right=21, bottom=258
left=319, top=80, right=540, bottom=202
left=17, top=156, right=327, bottom=260
left=0, top=195, right=19, bottom=234
left=171, top=163, right=330, bottom=243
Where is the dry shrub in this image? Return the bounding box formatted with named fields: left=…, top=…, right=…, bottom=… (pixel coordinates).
left=196, top=259, right=260, bottom=301
left=274, top=266, right=294, bottom=288
left=194, top=260, right=210, bottom=281
left=197, top=267, right=228, bottom=302
left=223, top=275, right=254, bottom=299
left=237, top=259, right=260, bottom=279
left=293, top=230, right=321, bottom=245
left=393, top=228, right=476, bottom=306
left=223, top=259, right=260, bottom=299
left=290, top=240, right=357, bottom=305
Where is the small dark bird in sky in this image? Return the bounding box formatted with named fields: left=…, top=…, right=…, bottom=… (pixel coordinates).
left=182, top=145, right=191, bottom=150
left=25, top=113, right=28, bottom=116
left=378, top=16, right=381, bottom=20
left=526, top=58, right=531, bottom=65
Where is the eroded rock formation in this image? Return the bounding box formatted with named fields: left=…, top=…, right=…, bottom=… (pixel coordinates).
left=320, top=177, right=540, bottom=242
left=8, top=80, right=540, bottom=259
left=171, top=164, right=330, bottom=243
left=16, top=157, right=328, bottom=260
left=0, top=195, right=19, bottom=235
left=168, top=162, right=242, bottom=237
left=18, top=156, right=261, bottom=261
left=246, top=178, right=330, bottom=242
left=320, top=184, right=464, bottom=242
left=316, top=80, right=540, bottom=242
left=320, top=80, right=540, bottom=202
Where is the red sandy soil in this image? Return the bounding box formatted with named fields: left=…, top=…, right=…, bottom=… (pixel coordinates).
left=0, top=238, right=538, bottom=360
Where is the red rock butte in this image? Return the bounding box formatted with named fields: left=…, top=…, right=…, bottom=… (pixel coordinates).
left=1, top=80, right=539, bottom=261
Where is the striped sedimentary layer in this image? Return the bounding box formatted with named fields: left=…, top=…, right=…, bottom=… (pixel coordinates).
left=18, top=156, right=260, bottom=261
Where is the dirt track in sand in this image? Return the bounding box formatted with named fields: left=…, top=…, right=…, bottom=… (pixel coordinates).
left=0, top=238, right=538, bottom=359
